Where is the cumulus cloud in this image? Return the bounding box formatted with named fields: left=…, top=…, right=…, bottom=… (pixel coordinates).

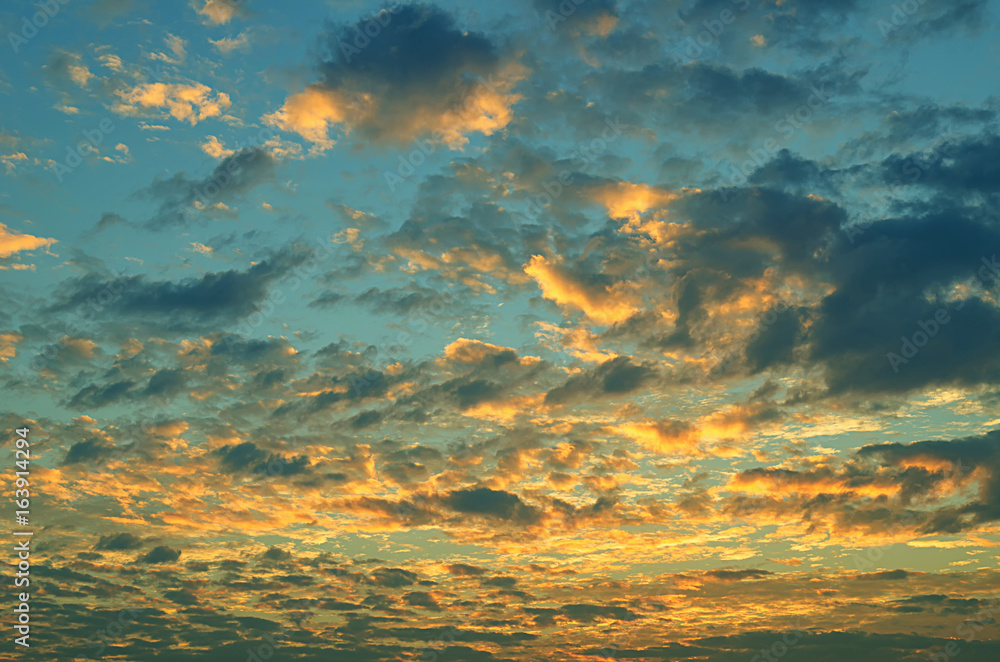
left=0, top=223, right=56, bottom=258
left=114, top=82, right=232, bottom=125
left=263, top=4, right=525, bottom=150
left=195, top=0, right=246, bottom=25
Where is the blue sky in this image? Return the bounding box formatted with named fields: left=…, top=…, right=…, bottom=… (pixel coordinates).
left=2, top=1, right=1000, bottom=660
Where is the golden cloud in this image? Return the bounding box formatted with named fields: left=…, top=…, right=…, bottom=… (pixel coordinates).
left=525, top=254, right=640, bottom=325
left=0, top=223, right=56, bottom=258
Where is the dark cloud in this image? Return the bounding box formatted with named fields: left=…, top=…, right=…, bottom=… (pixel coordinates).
left=858, top=430, right=1000, bottom=529
left=349, top=410, right=383, bottom=429
left=263, top=547, right=292, bottom=561
left=140, top=546, right=182, bottom=564
left=63, top=437, right=119, bottom=464
left=309, top=3, right=508, bottom=145
left=48, top=245, right=309, bottom=332
left=273, top=367, right=392, bottom=417
left=881, top=133, right=1000, bottom=195
left=369, top=567, right=419, bottom=588
left=447, top=563, right=486, bottom=577
left=143, top=368, right=186, bottom=398
left=135, top=148, right=276, bottom=229
left=855, top=569, right=911, bottom=581
left=442, top=488, right=542, bottom=525
left=403, top=591, right=441, bottom=611
left=353, top=285, right=451, bottom=316
left=213, top=442, right=310, bottom=477
left=68, top=380, right=135, bottom=409
left=163, top=588, right=199, bottom=605
left=704, top=569, right=774, bottom=582
left=545, top=356, right=655, bottom=405
left=559, top=604, right=639, bottom=622
left=744, top=306, right=804, bottom=374
left=95, top=532, right=144, bottom=550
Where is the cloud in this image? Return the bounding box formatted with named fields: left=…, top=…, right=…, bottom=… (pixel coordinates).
left=114, top=82, right=232, bottom=125
left=855, top=569, right=911, bottom=581
left=446, top=563, right=486, bottom=576
left=213, top=442, right=309, bottom=476
left=704, top=568, right=773, bottom=582
left=134, top=147, right=276, bottom=228
left=533, top=0, right=619, bottom=37
left=263, top=4, right=525, bottom=150
left=62, top=437, right=119, bottom=465
left=857, top=430, right=1000, bottom=530
left=49, top=245, right=308, bottom=329
left=0, top=331, right=22, bottom=362
left=209, top=32, right=251, bottom=55
left=140, top=545, right=182, bottom=564
left=545, top=356, right=656, bottom=406
left=195, top=0, right=246, bottom=25
left=368, top=567, right=418, bottom=588
left=95, top=532, right=144, bottom=550
left=442, top=487, right=543, bottom=525
left=0, top=223, right=56, bottom=258
left=559, top=604, right=639, bottom=622
left=525, top=254, right=640, bottom=325
left=45, top=50, right=93, bottom=88
left=68, top=380, right=136, bottom=409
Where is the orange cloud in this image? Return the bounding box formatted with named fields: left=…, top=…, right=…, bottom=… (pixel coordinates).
left=535, top=322, right=618, bottom=363
left=115, top=83, right=232, bottom=125
left=0, top=223, right=56, bottom=258
left=264, top=63, right=526, bottom=151
left=462, top=394, right=547, bottom=423
left=442, top=338, right=514, bottom=364
left=609, top=420, right=702, bottom=455
left=525, top=254, right=640, bottom=325
left=262, top=85, right=355, bottom=152
left=727, top=469, right=902, bottom=499
left=196, top=0, right=244, bottom=25
left=0, top=332, right=22, bottom=362
left=591, top=181, right=678, bottom=220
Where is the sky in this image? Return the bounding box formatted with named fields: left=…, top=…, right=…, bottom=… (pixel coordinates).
left=1, top=0, right=1000, bottom=660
